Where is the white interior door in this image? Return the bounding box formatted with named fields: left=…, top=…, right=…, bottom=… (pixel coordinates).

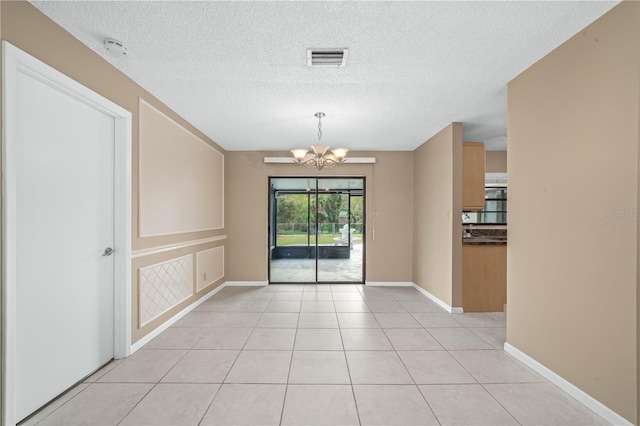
left=9, top=50, right=116, bottom=421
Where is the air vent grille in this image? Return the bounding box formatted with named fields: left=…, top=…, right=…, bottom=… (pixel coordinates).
left=307, top=48, right=349, bottom=67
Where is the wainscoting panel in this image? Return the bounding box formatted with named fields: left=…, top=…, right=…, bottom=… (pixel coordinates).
left=139, top=254, right=194, bottom=326
left=196, top=246, right=224, bottom=292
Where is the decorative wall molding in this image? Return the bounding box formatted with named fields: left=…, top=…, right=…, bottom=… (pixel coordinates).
left=196, top=246, right=224, bottom=292
left=504, top=343, right=632, bottom=426
left=139, top=254, right=193, bottom=326
left=132, top=235, right=226, bottom=259
left=139, top=98, right=224, bottom=237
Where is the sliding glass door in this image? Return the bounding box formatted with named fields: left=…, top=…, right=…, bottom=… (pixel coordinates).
left=269, top=177, right=365, bottom=284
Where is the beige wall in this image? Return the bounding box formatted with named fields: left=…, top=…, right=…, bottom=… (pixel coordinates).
left=0, top=1, right=227, bottom=345
left=225, top=151, right=414, bottom=283
left=138, top=99, right=224, bottom=237
left=412, top=123, right=463, bottom=307
left=507, top=2, right=639, bottom=423
left=485, top=151, right=507, bottom=173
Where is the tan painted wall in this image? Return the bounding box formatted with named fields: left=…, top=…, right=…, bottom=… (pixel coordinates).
left=138, top=99, right=225, bottom=237
left=225, top=151, right=414, bottom=283
left=485, top=151, right=507, bottom=173
left=0, top=1, right=227, bottom=345
left=412, top=123, right=463, bottom=307
left=507, top=2, right=639, bottom=422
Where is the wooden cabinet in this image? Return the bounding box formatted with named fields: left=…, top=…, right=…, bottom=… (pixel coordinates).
left=462, top=244, right=506, bottom=312
left=462, top=142, right=486, bottom=211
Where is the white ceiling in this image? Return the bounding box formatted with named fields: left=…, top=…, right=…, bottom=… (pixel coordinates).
left=31, top=1, right=618, bottom=152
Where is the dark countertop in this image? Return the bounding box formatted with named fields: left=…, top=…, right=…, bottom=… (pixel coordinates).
left=463, top=237, right=507, bottom=245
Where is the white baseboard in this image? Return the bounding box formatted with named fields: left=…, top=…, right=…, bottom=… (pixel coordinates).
left=130, top=282, right=227, bottom=353
left=412, top=283, right=464, bottom=314
left=365, top=281, right=413, bottom=287
left=504, top=343, right=632, bottom=426
left=225, top=281, right=268, bottom=287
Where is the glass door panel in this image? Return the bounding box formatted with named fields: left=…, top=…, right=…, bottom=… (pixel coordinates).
left=269, top=179, right=316, bottom=283
left=316, top=178, right=364, bottom=283
left=269, top=177, right=364, bottom=284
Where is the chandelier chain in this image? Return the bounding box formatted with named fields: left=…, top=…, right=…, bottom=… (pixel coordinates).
left=317, top=115, right=323, bottom=141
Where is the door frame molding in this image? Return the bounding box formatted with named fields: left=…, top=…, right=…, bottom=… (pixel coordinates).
left=1, top=41, right=132, bottom=424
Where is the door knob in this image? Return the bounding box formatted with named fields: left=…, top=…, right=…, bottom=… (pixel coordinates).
left=102, top=247, right=114, bottom=256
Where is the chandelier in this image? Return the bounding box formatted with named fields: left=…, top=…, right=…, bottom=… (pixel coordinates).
left=291, top=112, right=348, bottom=171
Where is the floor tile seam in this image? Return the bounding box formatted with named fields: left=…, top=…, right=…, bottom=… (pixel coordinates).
left=391, top=345, right=420, bottom=388
left=284, top=328, right=299, bottom=385
left=279, top=384, right=289, bottom=426
left=215, top=340, right=250, bottom=388
left=467, top=327, right=505, bottom=349
left=28, top=381, right=93, bottom=425
left=195, top=383, right=225, bottom=426
left=185, top=332, right=207, bottom=351
left=445, top=350, right=551, bottom=385
left=438, top=349, right=481, bottom=385
left=334, top=311, right=363, bottom=426
left=287, top=379, right=352, bottom=385
left=477, top=382, right=524, bottom=426
left=146, top=348, right=192, bottom=387
left=158, top=379, right=230, bottom=384
left=411, top=383, right=444, bottom=426
left=406, top=312, right=454, bottom=343
left=114, top=381, right=158, bottom=426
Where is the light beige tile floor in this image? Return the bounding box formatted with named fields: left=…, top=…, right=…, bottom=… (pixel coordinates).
left=25, top=285, right=610, bottom=426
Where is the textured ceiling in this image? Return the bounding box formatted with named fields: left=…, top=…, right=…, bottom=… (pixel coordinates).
left=31, top=1, right=618, bottom=152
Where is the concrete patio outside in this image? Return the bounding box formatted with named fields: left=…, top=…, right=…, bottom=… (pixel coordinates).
left=270, top=243, right=364, bottom=283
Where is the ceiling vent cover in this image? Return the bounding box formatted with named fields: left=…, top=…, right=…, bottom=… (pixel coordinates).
left=307, top=48, right=349, bottom=67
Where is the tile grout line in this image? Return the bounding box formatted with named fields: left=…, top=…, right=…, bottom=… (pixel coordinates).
left=387, top=294, right=444, bottom=426
left=279, top=287, right=303, bottom=426
left=196, top=294, right=259, bottom=426
left=114, top=382, right=158, bottom=425
left=343, top=287, right=363, bottom=426
left=477, top=382, right=524, bottom=426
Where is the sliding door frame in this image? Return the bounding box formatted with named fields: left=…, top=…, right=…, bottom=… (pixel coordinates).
left=267, top=176, right=366, bottom=284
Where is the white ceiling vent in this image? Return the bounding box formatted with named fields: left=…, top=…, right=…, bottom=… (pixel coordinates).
left=307, top=48, right=349, bottom=67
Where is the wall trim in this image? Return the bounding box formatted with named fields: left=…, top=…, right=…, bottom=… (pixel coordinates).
left=365, top=281, right=413, bottom=287
left=263, top=156, right=376, bottom=164
left=132, top=235, right=227, bottom=258
left=504, top=343, right=632, bottom=426
left=225, top=281, right=269, bottom=287
left=130, top=282, right=227, bottom=353
left=412, top=283, right=464, bottom=314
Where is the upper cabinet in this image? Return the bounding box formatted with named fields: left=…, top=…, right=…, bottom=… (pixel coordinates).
left=462, top=142, right=486, bottom=211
